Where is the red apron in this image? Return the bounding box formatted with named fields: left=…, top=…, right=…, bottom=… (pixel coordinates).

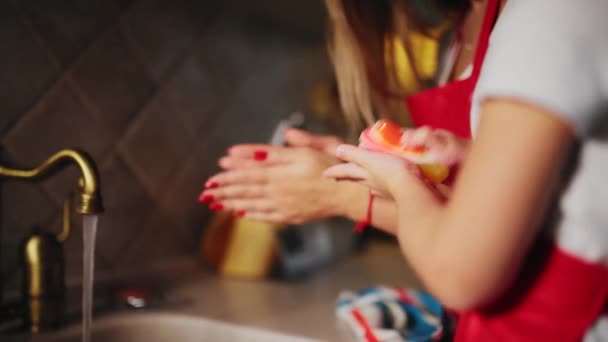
left=404, top=0, right=608, bottom=340
left=404, top=0, right=501, bottom=139
left=455, top=239, right=608, bottom=341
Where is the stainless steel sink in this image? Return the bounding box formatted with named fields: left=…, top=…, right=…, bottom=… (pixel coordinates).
left=16, top=312, right=322, bottom=342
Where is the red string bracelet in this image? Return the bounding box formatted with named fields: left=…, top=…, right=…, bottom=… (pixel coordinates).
left=354, top=192, right=375, bottom=233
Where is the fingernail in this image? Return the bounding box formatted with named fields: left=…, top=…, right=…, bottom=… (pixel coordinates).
left=234, top=210, right=246, bottom=218
left=209, top=202, right=224, bottom=211
left=205, top=181, right=219, bottom=189
left=336, top=145, right=346, bottom=158
left=198, top=193, right=214, bottom=204
left=253, top=150, right=268, bottom=161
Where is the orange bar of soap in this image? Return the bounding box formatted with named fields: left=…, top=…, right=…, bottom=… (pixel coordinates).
left=359, top=119, right=450, bottom=183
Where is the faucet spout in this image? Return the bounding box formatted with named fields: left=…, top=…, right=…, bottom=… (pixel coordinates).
left=0, top=149, right=104, bottom=214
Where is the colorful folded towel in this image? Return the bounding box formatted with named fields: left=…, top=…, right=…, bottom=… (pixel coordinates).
left=336, top=286, right=450, bottom=342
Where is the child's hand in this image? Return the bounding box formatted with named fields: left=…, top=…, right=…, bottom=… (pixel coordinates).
left=323, top=145, right=421, bottom=199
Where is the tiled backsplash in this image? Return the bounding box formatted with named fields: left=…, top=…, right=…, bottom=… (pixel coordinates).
left=0, top=0, right=331, bottom=293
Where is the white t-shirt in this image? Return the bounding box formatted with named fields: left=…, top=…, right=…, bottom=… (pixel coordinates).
left=471, top=0, right=608, bottom=338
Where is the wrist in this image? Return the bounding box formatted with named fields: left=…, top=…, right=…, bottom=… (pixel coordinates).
left=393, top=176, right=443, bottom=222
left=330, top=182, right=369, bottom=221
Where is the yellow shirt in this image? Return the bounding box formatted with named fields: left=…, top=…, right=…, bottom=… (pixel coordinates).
left=389, top=28, right=447, bottom=93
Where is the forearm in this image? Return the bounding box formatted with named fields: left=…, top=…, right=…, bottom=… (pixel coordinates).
left=393, top=188, right=445, bottom=298
left=391, top=182, right=483, bottom=310
left=392, top=173, right=520, bottom=311
left=334, top=182, right=398, bottom=234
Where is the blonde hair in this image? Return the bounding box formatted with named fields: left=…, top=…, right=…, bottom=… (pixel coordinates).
left=324, top=0, right=465, bottom=138
left=325, top=0, right=376, bottom=137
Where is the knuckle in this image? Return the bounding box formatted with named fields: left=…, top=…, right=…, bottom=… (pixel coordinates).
left=223, top=172, right=238, bottom=184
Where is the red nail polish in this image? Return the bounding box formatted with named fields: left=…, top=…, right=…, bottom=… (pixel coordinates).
left=205, top=181, right=219, bottom=189
left=253, top=150, right=267, bottom=161
left=209, top=202, right=224, bottom=211
left=234, top=210, right=246, bottom=218
left=198, top=194, right=214, bottom=204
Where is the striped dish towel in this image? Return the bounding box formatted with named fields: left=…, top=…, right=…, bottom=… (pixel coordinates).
left=336, top=286, right=449, bottom=342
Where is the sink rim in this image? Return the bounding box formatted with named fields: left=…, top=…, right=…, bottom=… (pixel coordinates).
left=32, top=311, right=321, bottom=342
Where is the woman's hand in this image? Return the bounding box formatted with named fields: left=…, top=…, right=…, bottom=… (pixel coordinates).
left=401, top=126, right=469, bottom=166
left=199, top=129, right=355, bottom=224
left=283, top=128, right=344, bottom=155
left=324, top=145, right=426, bottom=199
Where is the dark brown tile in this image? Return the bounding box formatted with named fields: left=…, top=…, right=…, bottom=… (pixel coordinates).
left=205, top=44, right=330, bottom=145
left=0, top=2, right=60, bottom=136
left=191, top=32, right=324, bottom=139
left=206, top=91, right=286, bottom=148
left=122, top=0, right=216, bottom=81
left=159, top=52, right=230, bottom=137
left=3, top=80, right=113, bottom=206
left=159, top=144, right=220, bottom=251
left=117, top=96, right=194, bottom=198
left=1, top=182, right=57, bottom=241
left=1, top=145, right=58, bottom=232
left=195, top=27, right=265, bottom=93
left=0, top=224, right=22, bottom=294
left=283, top=46, right=331, bottom=104
left=72, top=27, right=154, bottom=133
left=116, top=213, right=188, bottom=272
left=18, top=0, right=119, bottom=67
left=91, top=155, right=157, bottom=264
left=113, top=0, right=136, bottom=11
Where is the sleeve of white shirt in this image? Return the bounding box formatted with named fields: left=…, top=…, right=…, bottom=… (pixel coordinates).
left=471, top=0, right=608, bottom=137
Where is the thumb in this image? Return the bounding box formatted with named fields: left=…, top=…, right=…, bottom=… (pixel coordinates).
left=336, top=144, right=421, bottom=176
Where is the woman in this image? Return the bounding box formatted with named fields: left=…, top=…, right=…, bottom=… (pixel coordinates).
left=200, top=0, right=473, bottom=232
left=325, top=0, right=608, bottom=340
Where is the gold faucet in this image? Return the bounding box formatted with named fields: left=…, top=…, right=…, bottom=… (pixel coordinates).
left=0, top=148, right=104, bottom=332
left=0, top=148, right=104, bottom=215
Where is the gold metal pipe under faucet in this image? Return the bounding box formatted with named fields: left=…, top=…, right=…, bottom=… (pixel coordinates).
left=0, top=149, right=104, bottom=214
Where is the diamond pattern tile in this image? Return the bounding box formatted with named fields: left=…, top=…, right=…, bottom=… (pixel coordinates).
left=159, top=51, right=230, bottom=138
left=1, top=0, right=330, bottom=284
left=158, top=143, right=219, bottom=251
left=196, top=26, right=269, bottom=91
left=116, top=211, right=186, bottom=271
left=118, top=96, right=195, bottom=198
left=72, top=27, right=154, bottom=133
left=113, top=0, right=136, bottom=11
left=92, top=155, right=155, bottom=264
left=2, top=80, right=113, bottom=206
left=206, top=62, right=297, bottom=147
left=18, top=0, right=119, bottom=67
left=1, top=182, right=57, bottom=241
left=0, top=220, right=22, bottom=295
left=123, top=0, right=215, bottom=81
left=0, top=1, right=59, bottom=136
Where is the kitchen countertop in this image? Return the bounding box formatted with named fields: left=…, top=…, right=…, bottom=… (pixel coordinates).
left=3, top=240, right=422, bottom=341
left=166, top=240, right=421, bottom=341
